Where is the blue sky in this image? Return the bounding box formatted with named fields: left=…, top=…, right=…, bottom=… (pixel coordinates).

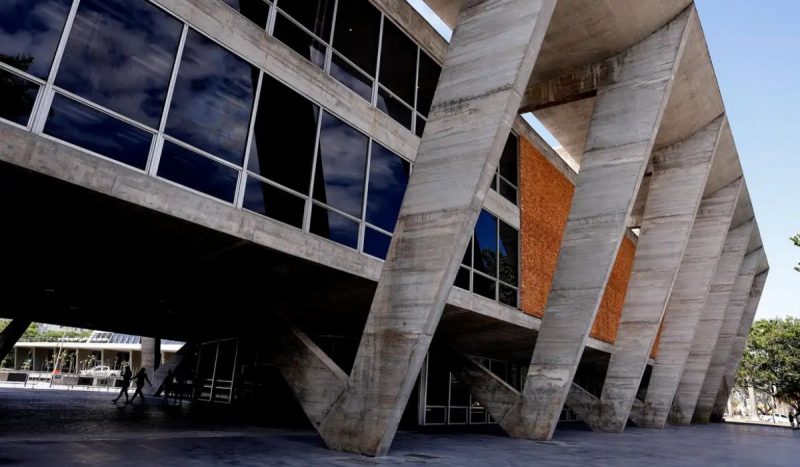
left=408, top=0, right=799, bottom=320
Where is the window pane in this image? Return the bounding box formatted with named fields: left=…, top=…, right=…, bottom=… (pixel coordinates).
left=309, top=204, right=358, bottom=249
left=499, top=179, right=517, bottom=205
left=55, top=0, right=182, bottom=128
left=243, top=177, right=305, bottom=228
left=499, top=284, right=517, bottom=308
left=366, top=142, right=409, bottom=232
left=378, top=21, right=416, bottom=106
left=364, top=228, right=391, bottom=260
left=313, top=112, right=368, bottom=217
left=248, top=74, right=319, bottom=193
left=166, top=30, right=257, bottom=165
left=473, top=210, right=497, bottom=277
left=454, top=267, right=470, bottom=290
left=332, top=0, right=380, bottom=76
left=473, top=273, right=496, bottom=301
left=157, top=141, right=239, bottom=202
left=376, top=87, right=412, bottom=130
left=415, top=116, right=425, bottom=138
left=426, top=352, right=448, bottom=406
left=273, top=13, right=326, bottom=69
left=0, top=68, right=39, bottom=126
left=44, top=94, right=152, bottom=170
left=461, top=237, right=472, bottom=267
left=330, top=53, right=372, bottom=102
left=416, top=52, right=440, bottom=117
left=221, top=0, right=270, bottom=28
left=499, top=220, right=518, bottom=286
left=0, top=0, right=72, bottom=79
left=499, top=134, right=518, bottom=184
left=277, top=0, right=334, bottom=42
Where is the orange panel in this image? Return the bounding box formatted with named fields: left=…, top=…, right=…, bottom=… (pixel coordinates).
left=589, top=237, right=636, bottom=344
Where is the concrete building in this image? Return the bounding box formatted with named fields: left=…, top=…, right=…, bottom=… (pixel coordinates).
left=0, top=0, right=767, bottom=457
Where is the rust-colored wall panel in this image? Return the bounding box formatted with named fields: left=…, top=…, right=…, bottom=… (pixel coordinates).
left=589, top=238, right=636, bottom=343
left=650, top=321, right=664, bottom=358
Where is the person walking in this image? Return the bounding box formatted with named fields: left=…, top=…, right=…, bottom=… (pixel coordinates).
left=130, top=368, right=152, bottom=404
left=161, top=369, right=174, bottom=405
left=112, top=364, right=133, bottom=405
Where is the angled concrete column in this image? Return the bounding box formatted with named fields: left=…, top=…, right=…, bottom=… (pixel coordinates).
left=671, top=242, right=758, bottom=424
left=691, top=252, right=764, bottom=423
left=500, top=8, right=694, bottom=441
left=709, top=270, right=768, bottom=421
left=632, top=178, right=742, bottom=428
left=141, top=337, right=161, bottom=384
left=316, top=0, right=557, bottom=456
left=0, top=319, right=31, bottom=363
left=593, top=116, right=725, bottom=432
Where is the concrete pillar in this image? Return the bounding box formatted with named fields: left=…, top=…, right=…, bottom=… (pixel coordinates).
left=671, top=246, right=760, bottom=424
left=632, top=178, right=742, bottom=428
left=501, top=8, right=694, bottom=441
left=314, top=0, right=557, bottom=456
left=0, top=320, right=30, bottom=365
left=696, top=266, right=767, bottom=423
left=593, top=116, right=724, bottom=432
left=141, top=337, right=161, bottom=384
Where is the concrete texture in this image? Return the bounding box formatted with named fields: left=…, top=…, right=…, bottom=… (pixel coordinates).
left=0, top=320, right=31, bottom=364
left=140, top=337, right=161, bottom=388
left=633, top=179, right=743, bottom=429
left=501, top=9, right=693, bottom=441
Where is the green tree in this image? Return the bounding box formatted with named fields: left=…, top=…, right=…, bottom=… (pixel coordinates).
left=736, top=317, right=800, bottom=412
left=792, top=234, right=800, bottom=272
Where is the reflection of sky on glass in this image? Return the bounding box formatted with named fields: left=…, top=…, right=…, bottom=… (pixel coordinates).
left=314, top=112, right=368, bottom=217
left=330, top=55, right=372, bottom=101
left=474, top=210, right=497, bottom=276
left=166, top=30, right=256, bottom=165
left=55, top=0, right=181, bottom=128
left=157, top=141, right=239, bottom=202
left=0, top=67, right=39, bottom=125
left=311, top=205, right=358, bottom=249
left=366, top=142, right=409, bottom=233
left=0, top=0, right=71, bottom=79
left=364, top=227, right=391, bottom=260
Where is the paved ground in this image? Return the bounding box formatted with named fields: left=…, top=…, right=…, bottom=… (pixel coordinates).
left=0, top=388, right=796, bottom=466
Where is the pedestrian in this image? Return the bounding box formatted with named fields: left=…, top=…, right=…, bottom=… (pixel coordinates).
left=112, top=364, right=133, bottom=405
left=161, top=369, right=174, bottom=405
left=130, top=368, right=152, bottom=404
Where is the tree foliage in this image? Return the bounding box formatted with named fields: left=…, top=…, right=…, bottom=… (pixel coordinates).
left=792, top=234, right=800, bottom=272
left=736, top=317, right=800, bottom=411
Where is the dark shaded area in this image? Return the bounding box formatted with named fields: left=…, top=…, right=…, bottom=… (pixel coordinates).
left=0, top=0, right=71, bottom=79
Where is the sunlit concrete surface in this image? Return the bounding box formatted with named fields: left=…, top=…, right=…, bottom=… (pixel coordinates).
left=0, top=389, right=794, bottom=466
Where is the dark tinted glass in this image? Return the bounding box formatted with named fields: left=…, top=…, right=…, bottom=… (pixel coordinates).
left=366, top=142, right=409, bottom=232
left=499, top=179, right=517, bottom=204
left=330, top=53, right=372, bottom=101
left=499, top=134, right=518, bottom=184
left=313, top=112, right=368, bottom=217
left=221, top=0, right=270, bottom=28
left=157, top=141, right=239, bottom=202
left=461, top=237, right=472, bottom=267
left=454, top=267, right=470, bottom=290
left=243, top=177, right=305, bottom=228
left=416, top=52, right=440, bottom=117
left=56, top=0, right=182, bottom=128
left=415, top=116, right=425, bottom=137
left=499, top=221, right=518, bottom=286
left=499, top=284, right=517, bottom=307
left=473, top=210, right=497, bottom=277
left=44, top=94, right=152, bottom=169
left=273, top=13, right=326, bottom=68
left=277, top=0, right=335, bottom=41
left=248, top=74, right=319, bottom=193
left=378, top=21, right=416, bottom=105
left=332, top=0, right=380, bottom=75
left=0, top=68, right=39, bottom=126
left=376, top=87, right=412, bottom=129
left=473, top=273, right=496, bottom=301
left=490, top=176, right=497, bottom=191
left=426, top=351, right=448, bottom=406
left=310, top=204, right=358, bottom=249
left=0, top=0, right=71, bottom=79
left=364, top=228, right=391, bottom=260
left=166, top=30, right=257, bottom=165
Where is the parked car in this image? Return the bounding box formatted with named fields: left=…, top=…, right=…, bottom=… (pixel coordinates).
left=79, top=365, right=119, bottom=378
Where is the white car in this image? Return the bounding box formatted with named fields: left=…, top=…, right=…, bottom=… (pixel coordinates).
left=80, top=365, right=119, bottom=378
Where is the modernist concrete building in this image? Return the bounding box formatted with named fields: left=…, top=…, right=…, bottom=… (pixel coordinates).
left=0, top=0, right=767, bottom=457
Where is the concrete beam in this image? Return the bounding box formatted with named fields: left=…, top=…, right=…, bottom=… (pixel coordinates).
left=314, top=0, right=557, bottom=456
left=150, top=342, right=193, bottom=396
left=592, top=116, right=725, bottom=433
left=449, top=351, right=521, bottom=423
left=632, top=178, right=743, bottom=428
left=500, top=8, right=695, bottom=441
left=140, top=337, right=161, bottom=385
left=0, top=319, right=31, bottom=363
left=670, top=245, right=761, bottom=425
left=520, top=63, right=601, bottom=112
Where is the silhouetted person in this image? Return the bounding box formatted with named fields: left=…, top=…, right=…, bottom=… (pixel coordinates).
left=113, top=365, right=133, bottom=405
left=161, top=369, right=174, bottom=405
left=130, top=368, right=152, bottom=404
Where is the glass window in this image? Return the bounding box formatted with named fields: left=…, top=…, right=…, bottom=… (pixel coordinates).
left=312, top=112, right=368, bottom=218
left=273, top=13, right=326, bottom=68
left=330, top=53, right=372, bottom=102
left=166, top=29, right=257, bottom=165
left=415, top=116, right=425, bottom=138
left=499, top=134, right=518, bottom=185
left=378, top=21, right=416, bottom=106
left=461, top=237, right=472, bottom=267
left=472, top=273, right=496, bottom=301
left=499, top=220, right=518, bottom=286
left=309, top=204, right=358, bottom=249
left=416, top=52, right=440, bottom=117
left=243, top=177, right=305, bottom=228
left=0, top=0, right=72, bottom=79
left=499, top=284, right=517, bottom=307
left=473, top=210, right=498, bottom=277
left=55, top=0, right=182, bottom=128
left=366, top=142, right=409, bottom=233
left=277, top=0, right=334, bottom=42
left=44, top=94, right=152, bottom=170
left=364, top=228, right=391, bottom=260
left=376, top=87, right=412, bottom=129
left=157, top=141, right=239, bottom=202
left=221, top=0, right=270, bottom=28
left=454, top=267, right=470, bottom=290
left=248, top=74, right=319, bottom=193
left=0, top=68, right=39, bottom=126
left=332, top=0, right=380, bottom=76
